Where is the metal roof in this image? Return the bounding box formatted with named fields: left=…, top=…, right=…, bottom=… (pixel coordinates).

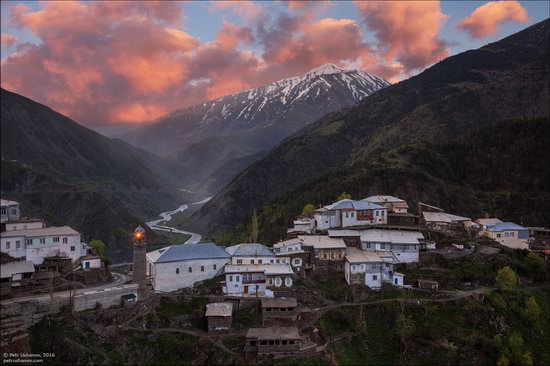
left=246, top=327, right=300, bottom=340
left=225, top=243, right=274, bottom=257
left=345, top=247, right=383, bottom=263
left=487, top=222, right=528, bottom=232
left=0, top=199, right=19, bottom=207
left=1, top=226, right=79, bottom=238
left=273, top=238, right=302, bottom=248
left=422, top=212, right=452, bottom=223
left=446, top=214, right=471, bottom=222
left=363, top=195, right=405, bottom=204
left=298, top=235, right=346, bottom=249
left=205, top=303, right=233, bottom=317
left=360, top=229, right=423, bottom=244
left=146, top=243, right=230, bottom=264
left=1, top=261, right=35, bottom=278
left=325, top=199, right=386, bottom=211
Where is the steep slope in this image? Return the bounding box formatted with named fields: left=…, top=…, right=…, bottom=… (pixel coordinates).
left=122, top=64, right=389, bottom=192
left=216, top=117, right=549, bottom=244
left=187, top=19, right=550, bottom=239
left=0, top=89, right=191, bottom=261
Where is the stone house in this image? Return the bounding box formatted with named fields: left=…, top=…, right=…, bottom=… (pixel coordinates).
left=261, top=297, right=298, bottom=326
left=205, top=302, right=233, bottom=333
left=299, top=235, right=346, bottom=272
left=245, top=327, right=301, bottom=358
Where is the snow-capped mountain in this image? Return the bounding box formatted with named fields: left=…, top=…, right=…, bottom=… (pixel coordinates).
left=121, top=64, right=389, bottom=193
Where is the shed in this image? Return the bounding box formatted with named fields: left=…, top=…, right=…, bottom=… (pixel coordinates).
left=416, top=279, right=439, bottom=291
left=205, top=302, right=233, bottom=332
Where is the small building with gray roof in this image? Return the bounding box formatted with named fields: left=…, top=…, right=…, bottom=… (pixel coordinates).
left=146, top=243, right=230, bottom=293
left=245, top=327, right=301, bottom=357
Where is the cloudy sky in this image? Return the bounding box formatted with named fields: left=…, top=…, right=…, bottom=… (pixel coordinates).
left=1, top=1, right=547, bottom=128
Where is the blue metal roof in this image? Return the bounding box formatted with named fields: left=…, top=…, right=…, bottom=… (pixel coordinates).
left=326, top=199, right=386, bottom=211
left=227, top=243, right=274, bottom=257
left=487, top=222, right=528, bottom=232
left=152, top=243, right=230, bottom=263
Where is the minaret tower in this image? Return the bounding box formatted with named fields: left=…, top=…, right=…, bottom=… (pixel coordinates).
left=133, top=226, right=149, bottom=301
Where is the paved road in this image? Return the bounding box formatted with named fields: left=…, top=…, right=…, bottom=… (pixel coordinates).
left=1, top=273, right=130, bottom=305
left=146, top=197, right=212, bottom=244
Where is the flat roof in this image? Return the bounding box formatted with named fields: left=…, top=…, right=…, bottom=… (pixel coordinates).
left=1, top=226, right=79, bottom=238
left=345, top=247, right=383, bottom=263
left=274, top=238, right=302, bottom=248
left=298, top=235, right=346, bottom=249
left=225, top=264, right=294, bottom=275
left=261, top=297, right=297, bottom=308
left=246, top=327, right=300, bottom=340
left=225, top=243, right=274, bottom=257
left=0, top=199, right=19, bottom=207
left=205, top=302, right=233, bottom=317
left=0, top=261, right=35, bottom=278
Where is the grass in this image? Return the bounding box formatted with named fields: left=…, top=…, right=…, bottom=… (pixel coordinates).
left=317, top=306, right=358, bottom=337
left=155, top=230, right=192, bottom=245
left=222, top=335, right=245, bottom=353
left=154, top=296, right=209, bottom=329
left=274, top=355, right=326, bottom=365
left=312, top=275, right=349, bottom=302
left=233, top=304, right=262, bottom=329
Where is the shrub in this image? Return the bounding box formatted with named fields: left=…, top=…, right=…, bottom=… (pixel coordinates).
left=496, top=267, right=517, bottom=290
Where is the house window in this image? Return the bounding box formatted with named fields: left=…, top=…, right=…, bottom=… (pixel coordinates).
left=5, top=242, right=10, bottom=250
left=23, top=225, right=27, bottom=230
left=0, top=209, right=5, bottom=215
left=504, top=232, right=509, bottom=238
left=323, top=253, right=328, bottom=259
left=70, top=246, right=75, bottom=251
left=213, top=264, right=217, bottom=270
left=351, top=212, right=355, bottom=218
left=345, top=212, right=349, bottom=218
left=26, top=239, right=32, bottom=245
left=236, top=275, right=240, bottom=281
left=237, top=259, right=242, bottom=264
left=372, top=275, right=377, bottom=280
left=382, top=211, right=385, bottom=216
left=510, top=232, right=514, bottom=237
left=40, top=238, right=46, bottom=244
left=63, top=237, right=68, bottom=244
left=176, top=268, right=180, bottom=274
left=258, top=259, right=263, bottom=264
left=366, top=243, right=371, bottom=249
left=201, top=266, right=204, bottom=272
left=394, top=278, right=398, bottom=285
left=53, top=237, right=60, bottom=243
left=376, top=211, right=379, bottom=216
left=250, top=259, right=255, bottom=264
left=188, top=267, right=192, bottom=273
left=352, top=265, right=356, bottom=271
left=497, top=234, right=501, bottom=238
left=16, top=241, right=20, bottom=249
left=270, top=259, right=274, bottom=264
left=276, top=259, right=280, bottom=264
left=229, top=275, right=233, bottom=282
left=380, top=244, right=385, bottom=249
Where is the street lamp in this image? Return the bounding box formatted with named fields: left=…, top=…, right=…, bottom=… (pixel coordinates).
left=134, top=226, right=145, bottom=241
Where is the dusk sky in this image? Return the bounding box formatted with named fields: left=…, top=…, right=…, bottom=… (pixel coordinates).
left=1, top=1, right=547, bottom=127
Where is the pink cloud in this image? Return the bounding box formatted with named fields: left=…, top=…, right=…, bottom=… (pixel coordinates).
left=354, top=1, right=449, bottom=74
left=457, top=1, right=529, bottom=39
left=210, top=1, right=263, bottom=21
left=1, top=33, right=18, bottom=48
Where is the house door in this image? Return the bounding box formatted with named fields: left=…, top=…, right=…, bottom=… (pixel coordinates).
left=244, top=285, right=249, bottom=294
left=85, top=261, right=90, bottom=269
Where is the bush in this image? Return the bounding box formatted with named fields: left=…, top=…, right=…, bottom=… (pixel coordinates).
left=524, top=253, right=546, bottom=281
left=496, top=267, right=517, bottom=290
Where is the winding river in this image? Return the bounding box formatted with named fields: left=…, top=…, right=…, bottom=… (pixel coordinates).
left=145, top=197, right=212, bottom=244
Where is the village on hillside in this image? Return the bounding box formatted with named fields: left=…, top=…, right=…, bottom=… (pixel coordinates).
left=1, top=195, right=549, bottom=362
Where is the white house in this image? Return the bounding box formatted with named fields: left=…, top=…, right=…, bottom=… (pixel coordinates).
left=481, top=222, right=530, bottom=250
left=4, top=218, right=45, bottom=232
left=146, top=243, right=231, bottom=293
left=81, top=255, right=102, bottom=270
left=359, top=229, right=423, bottom=263
left=223, top=264, right=294, bottom=297
left=1, top=199, right=20, bottom=223
left=0, top=226, right=86, bottom=264
left=363, top=195, right=409, bottom=213
left=225, top=243, right=289, bottom=265
left=0, top=260, right=35, bottom=288
left=287, top=218, right=315, bottom=235
left=314, top=199, right=388, bottom=230
left=344, top=247, right=404, bottom=289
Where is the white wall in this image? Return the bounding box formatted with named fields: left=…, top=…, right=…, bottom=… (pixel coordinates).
left=231, top=255, right=278, bottom=265
left=224, top=272, right=267, bottom=296
left=150, top=257, right=229, bottom=293
left=5, top=221, right=44, bottom=231
left=486, top=231, right=529, bottom=250
left=341, top=209, right=388, bottom=227
left=315, top=211, right=341, bottom=230
left=1, top=235, right=26, bottom=258
left=392, top=274, right=404, bottom=287
left=392, top=250, right=419, bottom=263
left=82, top=258, right=101, bottom=269
left=59, top=235, right=85, bottom=262
left=365, top=272, right=382, bottom=288
left=361, top=242, right=391, bottom=252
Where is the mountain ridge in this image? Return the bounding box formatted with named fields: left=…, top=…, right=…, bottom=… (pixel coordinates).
left=186, top=19, right=550, bottom=239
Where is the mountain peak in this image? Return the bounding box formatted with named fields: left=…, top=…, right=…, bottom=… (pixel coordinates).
left=305, top=63, right=347, bottom=76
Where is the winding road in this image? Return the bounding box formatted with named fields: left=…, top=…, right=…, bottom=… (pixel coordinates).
left=145, top=197, right=212, bottom=244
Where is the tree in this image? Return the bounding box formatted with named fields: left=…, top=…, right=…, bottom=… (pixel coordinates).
left=496, top=266, right=517, bottom=290
left=524, top=252, right=546, bottom=281
left=507, top=334, right=524, bottom=361
left=89, top=240, right=106, bottom=259
left=301, top=203, right=315, bottom=216
left=337, top=191, right=351, bottom=200
left=250, top=209, right=259, bottom=243
left=522, top=296, right=541, bottom=322
left=520, top=352, right=533, bottom=366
